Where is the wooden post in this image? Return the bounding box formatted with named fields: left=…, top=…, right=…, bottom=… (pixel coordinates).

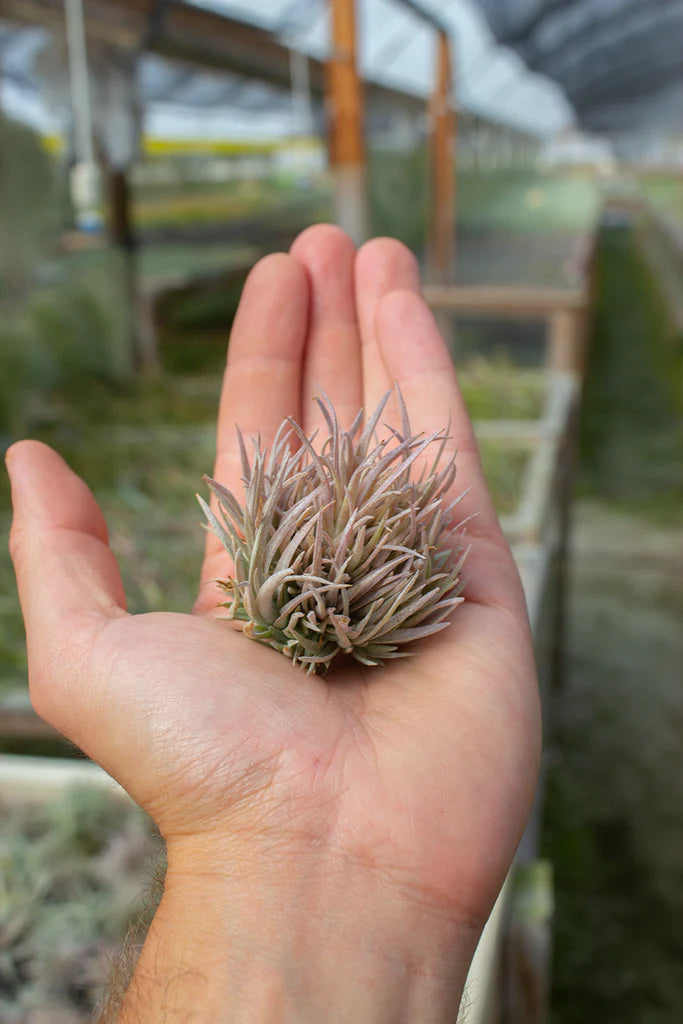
left=548, top=309, right=580, bottom=373
left=106, top=166, right=135, bottom=252
left=428, top=29, right=456, bottom=282
left=326, top=0, right=367, bottom=244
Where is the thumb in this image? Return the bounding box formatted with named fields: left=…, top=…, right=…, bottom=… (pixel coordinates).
left=7, top=440, right=127, bottom=734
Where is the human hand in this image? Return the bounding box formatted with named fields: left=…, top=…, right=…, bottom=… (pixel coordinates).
left=7, top=225, right=540, bottom=1022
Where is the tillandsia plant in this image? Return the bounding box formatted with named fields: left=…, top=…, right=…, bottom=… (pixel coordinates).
left=198, top=389, right=468, bottom=675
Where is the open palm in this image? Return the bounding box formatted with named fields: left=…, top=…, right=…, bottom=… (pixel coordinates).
left=8, top=226, right=540, bottom=937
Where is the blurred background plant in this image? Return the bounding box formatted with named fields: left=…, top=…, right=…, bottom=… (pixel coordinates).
left=0, top=789, right=160, bottom=1023
left=0, top=114, right=60, bottom=302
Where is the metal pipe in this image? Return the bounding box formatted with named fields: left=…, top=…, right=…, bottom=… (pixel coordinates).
left=289, top=47, right=313, bottom=135
left=64, top=0, right=95, bottom=166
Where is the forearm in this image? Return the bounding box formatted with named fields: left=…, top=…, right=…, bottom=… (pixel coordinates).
left=115, top=837, right=480, bottom=1024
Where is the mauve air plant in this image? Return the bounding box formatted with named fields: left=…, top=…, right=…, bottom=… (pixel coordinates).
left=198, top=389, right=467, bottom=675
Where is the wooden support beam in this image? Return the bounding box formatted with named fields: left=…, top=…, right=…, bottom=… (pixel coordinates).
left=424, top=282, right=590, bottom=373
left=326, top=0, right=367, bottom=244
left=428, top=30, right=456, bottom=282
left=423, top=283, right=587, bottom=316
left=0, top=706, right=62, bottom=741
left=548, top=308, right=582, bottom=372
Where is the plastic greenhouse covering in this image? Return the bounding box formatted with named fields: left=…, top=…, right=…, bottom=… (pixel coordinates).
left=1, top=0, right=571, bottom=142
left=473, top=0, right=683, bottom=136
left=1, top=0, right=681, bottom=147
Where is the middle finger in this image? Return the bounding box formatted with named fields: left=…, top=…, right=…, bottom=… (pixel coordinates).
left=290, top=224, right=363, bottom=435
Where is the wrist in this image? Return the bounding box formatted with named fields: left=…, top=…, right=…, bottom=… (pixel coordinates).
left=117, top=834, right=481, bottom=1023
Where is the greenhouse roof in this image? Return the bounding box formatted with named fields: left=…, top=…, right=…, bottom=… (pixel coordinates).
left=1, top=0, right=571, bottom=139
left=473, top=0, right=683, bottom=136
left=3, top=0, right=681, bottom=142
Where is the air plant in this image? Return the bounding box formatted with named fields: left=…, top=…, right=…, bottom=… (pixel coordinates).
left=198, top=389, right=467, bottom=674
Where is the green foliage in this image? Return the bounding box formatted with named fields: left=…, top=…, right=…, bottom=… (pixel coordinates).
left=30, top=261, right=131, bottom=384
left=368, top=146, right=429, bottom=254
left=579, top=225, right=683, bottom=516
left=543, top=224, right=683, bottom=1024
left=543, top=574, right=683, bottom=1023
left=460, top=358, right=546, bottom=420
left=40, top=374, right=221, bottom=430
left=457, top=168, right=601, bottom=235
left=157, top=269, right=248, bottom=374
left=0, top=256, right=132, bottom=436
left=0, top=319, right=53, bottom=437
left=0, top=115, right=59, bottom=297
left=160, top=275, right=246, bottom=331
left=478, top=439, right=531, bottom=515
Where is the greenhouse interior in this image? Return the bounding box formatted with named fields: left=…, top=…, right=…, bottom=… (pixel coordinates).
left=1, top=1, right=682, bottom=1022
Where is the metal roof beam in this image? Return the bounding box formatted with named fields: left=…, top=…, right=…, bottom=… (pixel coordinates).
left=529, top=0, right=683, bottom=82
left=494, top=0, right=583, bottom=47
left=557, top=7, right=683, bottom=101
left=3, top=0, right=426, bottom=116
left=474, top=0, right=683, bottom=134
left=575, top=50, right=683, bottom=111
left=520, top=0, right=639, bottom=68
left=390, top=0, right=449, bottom=35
